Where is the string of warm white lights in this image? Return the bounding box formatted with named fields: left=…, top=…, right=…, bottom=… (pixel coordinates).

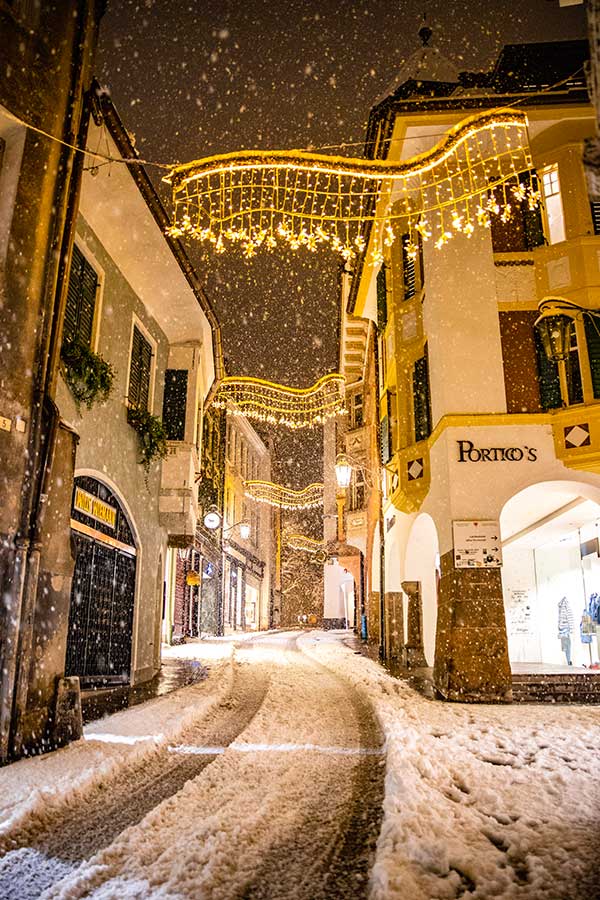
left=244, top=481, right=324, bottom=510
left=284, top=534, right=326, bottom=553
left=164, top=110, right=538, bottom=263
left=213, top=373, right=346, bottom=429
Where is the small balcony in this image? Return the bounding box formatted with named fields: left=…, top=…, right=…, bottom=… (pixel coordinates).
left=159, top=441, right=199, bottom=541
left=533, top=237, right=600, bottom=308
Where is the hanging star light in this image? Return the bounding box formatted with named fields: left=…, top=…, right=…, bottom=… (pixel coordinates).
left=212, top=373, right=346, bottom=429
left=285, top=533, right=326, bottom=554
left=164, top=110, right=538, bottom=264
left=244, top=481, right=324, bottom=510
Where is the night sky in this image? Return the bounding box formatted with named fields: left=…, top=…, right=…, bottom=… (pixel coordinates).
left=97, top=0, right=586, bottom=486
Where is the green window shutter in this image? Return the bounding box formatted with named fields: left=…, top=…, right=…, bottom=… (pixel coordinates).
left=162, top=369, right=188, bottom=440
left=584, top=315, right=600, bottom=399
left=128, top=325, right=152, bottom=410
left=533, top=327, right=562, bottom=409
left=401, top=234, right=416, bottom=300
left=413, top=350, right=432, bottom=443
left=376, top=265, right=387, bottom=331
left=63, top=244, right=97, bottom=348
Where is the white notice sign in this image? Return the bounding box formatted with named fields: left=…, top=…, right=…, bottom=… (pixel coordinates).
left=453, top=520, right=502, bottom=569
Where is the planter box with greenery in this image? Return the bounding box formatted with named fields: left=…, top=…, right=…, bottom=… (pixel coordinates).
left=127, top=405, right=169, bottom=472
left=60, top=338, right=115, bottom=411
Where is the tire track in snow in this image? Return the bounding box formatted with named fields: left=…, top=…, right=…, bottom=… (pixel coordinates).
left=0, top=643, right=271, bottom=900
left=230, top=634, right=385, bottom=900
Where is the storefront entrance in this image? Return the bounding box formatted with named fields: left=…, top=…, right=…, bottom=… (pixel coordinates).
left=66, top=476, right=137, bottom=686
left=501, top=482, right=600, bottom=671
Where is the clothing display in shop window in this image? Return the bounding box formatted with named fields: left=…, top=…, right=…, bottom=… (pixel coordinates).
left=557, top=596, right=574, bottom=666
left=588, top=592, right=600, bottom=661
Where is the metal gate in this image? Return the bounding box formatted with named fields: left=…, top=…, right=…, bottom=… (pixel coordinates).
left=66, top=477, right=137, bottom=686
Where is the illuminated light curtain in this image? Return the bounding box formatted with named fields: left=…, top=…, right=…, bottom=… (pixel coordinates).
left=285, top=534, right=325, bottom=554
left=212, top=373, right=346, bottom=429
left=244, top=480, right=324, bottom=510
left=165, top=110, right=538, bottom=264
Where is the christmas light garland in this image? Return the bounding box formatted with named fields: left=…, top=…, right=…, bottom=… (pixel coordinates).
left=285, top=533, right=325, bottom=553
left=213, top=373, right=346, bottom=429
left=244, top=480, right=324, bottom=510
left=165, top=110, right=538, bottom=263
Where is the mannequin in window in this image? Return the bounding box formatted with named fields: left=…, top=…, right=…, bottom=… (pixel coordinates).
left=557, top=596, right=574, bottom=666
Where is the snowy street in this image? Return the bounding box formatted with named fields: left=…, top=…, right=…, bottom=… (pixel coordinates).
left=0, top=631, right=598, bottom=899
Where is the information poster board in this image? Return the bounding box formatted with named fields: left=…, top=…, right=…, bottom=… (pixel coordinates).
left=453, top=520, right=502, bottom=569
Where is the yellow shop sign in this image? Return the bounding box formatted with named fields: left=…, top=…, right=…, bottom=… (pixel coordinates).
left=74, top=487, right=117, bottom=530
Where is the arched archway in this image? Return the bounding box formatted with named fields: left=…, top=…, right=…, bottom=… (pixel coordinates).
left=66, top=475, right=138, bottom=685
left=404, top=513, right=440, bottom=667
left=500, top=480, right=600, bottom=669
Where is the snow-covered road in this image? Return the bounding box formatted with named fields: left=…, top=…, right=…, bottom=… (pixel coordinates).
left=0, top=632, right=384, bottom=899
left=0, top=630, right=599, bottom=899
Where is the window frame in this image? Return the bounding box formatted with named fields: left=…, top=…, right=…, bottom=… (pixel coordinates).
left=541, top=164, right=566, bottom=245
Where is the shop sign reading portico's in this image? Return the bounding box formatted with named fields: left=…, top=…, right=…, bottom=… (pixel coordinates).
left=457, top=440, right=537, bottom=463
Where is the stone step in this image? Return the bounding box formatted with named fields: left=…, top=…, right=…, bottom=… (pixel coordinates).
left=511, top=674, right=600, bottom=703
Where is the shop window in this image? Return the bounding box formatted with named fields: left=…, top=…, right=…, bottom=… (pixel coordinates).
left=376, top=265, right=387, bottom=331
left=349, top=391, right=364, bottom=429
left=413, top=348, right=432, bottom=443
left=128, top=324, right=153, bottom=411
left=63, top=243, right=98, bottom=349
left=162, top=369, right=188, bottom=441
left=541, top=165, right=566, bottom=245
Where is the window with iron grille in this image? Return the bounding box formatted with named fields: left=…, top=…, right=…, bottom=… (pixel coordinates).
left=162, top=369, right=188, bottom=440
left=63, top=244, right=98, bottom=349
left=128, top=324, right=153, bottom=411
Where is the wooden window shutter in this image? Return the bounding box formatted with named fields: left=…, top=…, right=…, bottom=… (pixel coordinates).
left=162, top=369, right=188, bottom=440
left=413, top=349, right=432, bottom=443
left=128, top=325, right=152, bottom=410
left=63, top=244, right=97, bottom=348
left=591, top=202, right=600, bottom=237
left=401, top=234, right=416, bottom=300
left=376, top=265, right=387, bottom=332
left=533, top=327, right=562, bottom=409
left=380, top=414, right=391, bottom=464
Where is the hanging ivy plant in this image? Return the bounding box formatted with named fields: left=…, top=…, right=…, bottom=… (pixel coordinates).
left=127, top=405, right=169, bottom=473
left=61, top=338, right=115, bottom=411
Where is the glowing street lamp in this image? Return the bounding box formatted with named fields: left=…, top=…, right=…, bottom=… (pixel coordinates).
left=335, top=453, right=353, bottom=489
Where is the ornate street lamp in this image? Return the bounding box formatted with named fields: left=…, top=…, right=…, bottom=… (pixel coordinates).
left=334, top=453, right=353, bottom=489
left=535, top=296, right=600, bottom=363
